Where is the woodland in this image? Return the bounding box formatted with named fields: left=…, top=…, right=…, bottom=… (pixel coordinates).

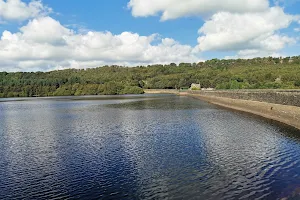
left=0, top=56, right=300, bottom=98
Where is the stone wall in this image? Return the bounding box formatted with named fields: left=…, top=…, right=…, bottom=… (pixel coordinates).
left=187, top=90, right=300, bottom=107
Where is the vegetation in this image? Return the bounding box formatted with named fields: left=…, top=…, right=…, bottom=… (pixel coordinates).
left=0, top=56, right=300, bottom=98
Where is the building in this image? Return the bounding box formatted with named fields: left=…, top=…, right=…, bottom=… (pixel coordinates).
left=190, top=83, right=201, bottom=90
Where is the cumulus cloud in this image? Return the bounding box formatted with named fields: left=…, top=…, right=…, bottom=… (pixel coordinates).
left=128, top=0, right=299, bottom=59
left=0, top=0, right=299, bottom=71
left=225, top=50, right=283, bottom=60
left=0, top=0, right=51, bottom=21
left=20, top=17, right=73, bottom=44
left=0, top=17, right=200, bottom=72
left=196, top=7, right=295, bottom=52
left=195, top=7, right=298, bottom=58
left=224, top=35, right=298, bottom=59
left=128, top=0, right=269, bottom=21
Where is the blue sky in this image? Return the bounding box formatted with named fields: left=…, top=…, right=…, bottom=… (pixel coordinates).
left=26, top=0, right=203, bottom=46
left=0, top=0, right=299, bottom=71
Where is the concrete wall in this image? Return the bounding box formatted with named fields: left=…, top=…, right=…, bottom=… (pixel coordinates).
left=186, top=92, right=300, bottom=130
left=187, top=90, right=300, bottom=107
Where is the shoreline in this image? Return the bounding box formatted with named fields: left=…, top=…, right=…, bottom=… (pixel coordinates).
left=143, top=89, right=180, bottom=94
left=2, top=89, right=300, bottom=130
left=144, top=89, right=300, bottom=130
left=183, top=93, right=300, bottom=130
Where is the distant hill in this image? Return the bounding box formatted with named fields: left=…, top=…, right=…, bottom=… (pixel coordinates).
left=0, top=56, right=300, bottom=98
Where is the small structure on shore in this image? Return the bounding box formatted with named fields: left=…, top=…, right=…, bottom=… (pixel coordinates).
left=190, top=83, right=201, bottom=90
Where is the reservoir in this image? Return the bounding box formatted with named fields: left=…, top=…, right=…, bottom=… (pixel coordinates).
left=0, top=94, right=300, bottom=199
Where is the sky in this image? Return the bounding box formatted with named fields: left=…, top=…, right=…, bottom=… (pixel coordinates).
left=0, top=0, right=299, bottom=72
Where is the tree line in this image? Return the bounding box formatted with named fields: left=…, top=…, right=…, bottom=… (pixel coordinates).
left=0, top=56, right=300, bottom=98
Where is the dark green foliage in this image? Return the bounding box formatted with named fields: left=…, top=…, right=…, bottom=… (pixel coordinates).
left=295, top=80, right=300, bottom=87
left=0, top=56, right=300, bottom=98
left=121, top=86, right=144, bottom=94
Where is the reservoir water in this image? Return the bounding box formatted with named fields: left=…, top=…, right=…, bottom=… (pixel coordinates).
left=0, top=94, right=300, bottom=200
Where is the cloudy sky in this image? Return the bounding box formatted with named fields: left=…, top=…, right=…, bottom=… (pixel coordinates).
left=0, top=0, right=299, bottom=72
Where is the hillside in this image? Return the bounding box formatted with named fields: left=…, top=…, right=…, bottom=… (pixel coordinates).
left=0, top=56, right=300, bottom=98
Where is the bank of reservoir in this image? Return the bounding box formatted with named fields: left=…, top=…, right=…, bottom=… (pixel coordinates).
left=145, top=89, right=300, bottom=130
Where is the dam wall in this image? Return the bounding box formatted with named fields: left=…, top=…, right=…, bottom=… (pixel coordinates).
left=187, top=90, right=300, bottom=107
left=185, top=90, right=300, bottom=130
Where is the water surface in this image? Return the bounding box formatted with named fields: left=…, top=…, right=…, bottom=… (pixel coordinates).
left=0, top=94, right=300, bottom=200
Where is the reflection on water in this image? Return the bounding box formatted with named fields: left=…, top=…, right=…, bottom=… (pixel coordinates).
left=0, top=95, right=300, bottom=200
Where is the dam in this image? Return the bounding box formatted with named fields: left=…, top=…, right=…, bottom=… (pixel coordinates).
left=145, top=89, right=300, bottom=130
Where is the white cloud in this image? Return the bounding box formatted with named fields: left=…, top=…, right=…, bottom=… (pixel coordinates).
left=0, top=0, right=51, bottom=21
left=128, top=0, right=299, bottom=59
left=0, top=0, right=298, bottom=71
left=0, top=17, right=200, bottom=71
left=224, top=35, right=297, bottom=59
left=128, top=0, right=269, bottom=21
left=20, top=17, right=73, bottom=44
left=196, top=7, right=297, bottom=56
left=225, top=50, right=284, bottom=59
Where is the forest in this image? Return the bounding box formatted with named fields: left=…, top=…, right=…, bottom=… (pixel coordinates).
left=0, top=56, right=300, bottom=98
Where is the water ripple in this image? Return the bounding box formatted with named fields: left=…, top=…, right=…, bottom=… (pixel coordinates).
left=0, top=95, right=300, bottom=199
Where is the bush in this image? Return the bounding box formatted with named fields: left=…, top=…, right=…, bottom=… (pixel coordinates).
left=121, top=86, right=144, bottom=94
left=53, top=87, right=72, bottom=96
left=294, top=80, right=300, bottom=87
